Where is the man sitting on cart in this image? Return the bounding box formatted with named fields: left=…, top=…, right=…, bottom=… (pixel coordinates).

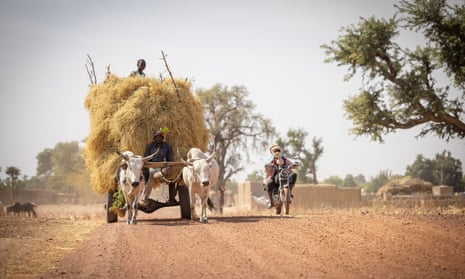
left=263, top=144, right=297, bottom=209
left=142, top=128, right=177, bottom=204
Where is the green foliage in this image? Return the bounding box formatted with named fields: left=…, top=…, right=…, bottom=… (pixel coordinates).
left=110, top=189, right=125, bottom=212
left=322, top=0, right=465, bottom=142
left=196, top=84, right=276, bottom=189
left=35, top=141, right=91, bottom=196
left=36, top=148, right=53, bottom=176
left=406, top=150, right=464, bottom=192
left=323, top=175, right=343, bottom=187
left=52, top=142, right=85, bottom=174
left=405, top=154, right=436, bottom=183
left=246, top=170, right=264, bottom=182
left=366, top=170, right=393, bottom=193
left=354, top=174, right=367, bottom=185
left=342, top=174, right=358, bottom=187
left=5, top=166, right=21, bottom=187
left=24, top=176, right=47, bottom=189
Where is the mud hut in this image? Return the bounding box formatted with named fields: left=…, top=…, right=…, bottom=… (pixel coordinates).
left=84, top=75, right=209, bottom=194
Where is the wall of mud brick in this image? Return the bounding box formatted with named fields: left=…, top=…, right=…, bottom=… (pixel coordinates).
left=0, top=189, right=63, bottom=204
left=370, top=195, right=465, bottom=208
left=0, top=189, right=54, bottom=204
left=236, top=181, right=362, bottom=209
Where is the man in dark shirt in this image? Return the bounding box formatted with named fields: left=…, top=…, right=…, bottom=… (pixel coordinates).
left=142, top=129, right=177, bottom=203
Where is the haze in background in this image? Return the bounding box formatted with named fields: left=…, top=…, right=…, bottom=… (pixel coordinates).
left=1, top=0, right=463, bottom=181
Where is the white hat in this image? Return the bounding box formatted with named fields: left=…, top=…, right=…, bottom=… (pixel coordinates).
left=269, top=144, right=282, bottom=154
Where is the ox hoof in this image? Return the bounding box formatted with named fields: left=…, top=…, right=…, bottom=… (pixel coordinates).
left=201, top=217, right=208, bottom=224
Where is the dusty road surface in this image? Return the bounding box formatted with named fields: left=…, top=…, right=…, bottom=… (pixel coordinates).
left=2, top=205, right=465, bottom=279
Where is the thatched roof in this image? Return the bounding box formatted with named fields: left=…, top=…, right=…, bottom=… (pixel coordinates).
left=377, top=176, right=433, bottom=195
left=84, top=75, right=209, bottom=194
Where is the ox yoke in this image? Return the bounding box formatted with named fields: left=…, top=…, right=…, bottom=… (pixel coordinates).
left=143, top=161, right=187, bottom=169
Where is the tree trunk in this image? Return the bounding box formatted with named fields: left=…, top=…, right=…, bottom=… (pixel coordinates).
left=216, top=190, right=224, bottom=214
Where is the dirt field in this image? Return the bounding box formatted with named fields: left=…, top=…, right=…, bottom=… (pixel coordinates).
left=1, top=204, right=465, bottom=279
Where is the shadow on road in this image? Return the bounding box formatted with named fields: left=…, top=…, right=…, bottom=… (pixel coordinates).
left=211, top=215, right=291, bottom=223
left=133, top=214, right=293, bottom=226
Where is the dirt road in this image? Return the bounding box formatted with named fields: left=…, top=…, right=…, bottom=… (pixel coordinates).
left=34, top=207, right=465, bottom=279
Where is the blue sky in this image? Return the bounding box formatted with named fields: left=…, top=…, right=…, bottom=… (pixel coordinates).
left=1, top=0, right=463, bottom=182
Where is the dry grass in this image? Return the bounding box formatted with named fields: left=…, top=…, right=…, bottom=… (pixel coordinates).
left=289, top=203, right=465, bottom=216
left=377, top=176, right=433, bottom=195
left=35, top=204, right=106, bottom=220
left=0, top=204, right=105, bottom=279
left=84, top=75, right=209, bottom=195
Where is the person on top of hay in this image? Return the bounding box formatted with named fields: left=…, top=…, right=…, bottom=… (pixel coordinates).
left=263, top=144, right=298, bottom=209
left=129, top=58, right=146, bottom=77
left=142, top=128, right=177, bottom=204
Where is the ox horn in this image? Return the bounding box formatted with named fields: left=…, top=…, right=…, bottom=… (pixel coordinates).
left=206, top=151, right=216, bottom=162
left=115, top=148, right=130, bottom=161
left=142, top=147, right=160, bottom=161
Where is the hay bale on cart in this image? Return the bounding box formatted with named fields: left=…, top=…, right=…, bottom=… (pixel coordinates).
left=84, top=75, right=209, bottom=222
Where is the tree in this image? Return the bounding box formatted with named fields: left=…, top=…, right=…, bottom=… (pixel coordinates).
left=35, top=141, right=87, bottom=193
left=323, top=175, right=343, bottom=187
left=246, top=170, right=263, bottom=183
left=36, top=148, right=54, bottom=177
left=5, top=166, right=21, bottom=187
left=322, top=0, right=465, bottom=142
left=196, top=84, right=276, bottom=212
left=406, top=150, right=464, bottom=192
left=277, top=128, right=324, bottom=184
left=405, top=154, right=436, bottom=183
left=0, top=167, right=5, bottom=189
left=354, top=174, right=367, bottom=185
left=342, top=174, right=358, bottom=187
left=366, top=170, right=393, bottom=193
left=434, top=150, right=463, bottom=189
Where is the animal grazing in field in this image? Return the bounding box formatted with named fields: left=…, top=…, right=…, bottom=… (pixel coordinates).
left=182, top=148, right=219, bottom=223
left=117, top=149, right=159, bottom=224
left=6, top=202, right=37, bottom=217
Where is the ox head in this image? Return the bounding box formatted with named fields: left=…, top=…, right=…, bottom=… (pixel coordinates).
left=117, top=149, right=159, bottom=187
left=185, top=152, right=216, bottom=186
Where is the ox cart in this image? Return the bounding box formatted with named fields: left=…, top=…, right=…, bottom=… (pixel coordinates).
left=105, top=160, right=191, bottom=223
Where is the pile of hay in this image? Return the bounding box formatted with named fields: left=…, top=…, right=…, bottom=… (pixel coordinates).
left=377, top=176, right=433, bottom=196
left=84, top=75, right=209, bottom=194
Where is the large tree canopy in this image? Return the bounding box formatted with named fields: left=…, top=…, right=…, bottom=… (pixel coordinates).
left=36, top=141, right=88, bottom=193
left=322, top=0, right=465, bottom=142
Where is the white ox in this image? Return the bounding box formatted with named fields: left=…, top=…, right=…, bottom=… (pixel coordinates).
left=117, top=150, right=158, bottom=224
left=182, top=148, right=219, bottom=223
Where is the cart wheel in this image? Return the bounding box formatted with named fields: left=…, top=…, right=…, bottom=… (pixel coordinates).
left=178, top=184, right=191, bottom=219
left=106, top=190, right=117, bottom=223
